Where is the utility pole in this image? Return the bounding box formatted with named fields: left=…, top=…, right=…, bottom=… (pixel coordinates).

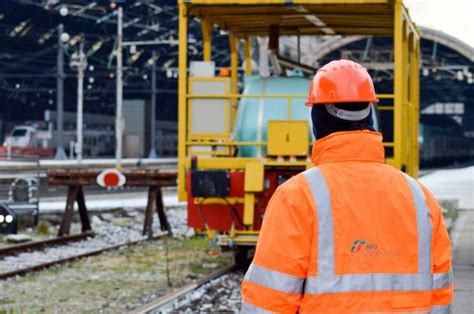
left=55, top=23, right=67, bottom=160
left=148, top=51, right=157, bottom=159
left=70, top=38, right=87, bottom=163
left=106, top=7, right=180, bottom=163
left=258, top=37, right=270, bottom=78
left=297, top=31, right=301, bottom=64
left=115, top=6, right=123, bottom=168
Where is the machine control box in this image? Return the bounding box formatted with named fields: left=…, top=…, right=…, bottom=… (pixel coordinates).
left=267, top=120, right=309, bottom=156
left=191, top=170, right=230, bottom=197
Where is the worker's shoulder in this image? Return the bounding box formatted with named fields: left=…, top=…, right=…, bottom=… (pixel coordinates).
left=379, top=163, right=410, bottom=177
left=379, top=163, right=419, bottom=180
left=274, top=170, right=313, bottom=196
left=376, top=164, right=431, bottom=195
left=272, top=171, right=315, bottom=210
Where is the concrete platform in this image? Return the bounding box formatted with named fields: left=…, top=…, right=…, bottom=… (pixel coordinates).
left=453, top=210, right=474, bottom=312
left=420, top=166, right=474, bottom=210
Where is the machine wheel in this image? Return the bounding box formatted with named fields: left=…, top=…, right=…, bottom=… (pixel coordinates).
left=234, top=246, right=254, bottom=270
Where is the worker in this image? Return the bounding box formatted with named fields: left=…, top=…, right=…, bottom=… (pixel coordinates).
left=241, top=60, right=453, bottom=313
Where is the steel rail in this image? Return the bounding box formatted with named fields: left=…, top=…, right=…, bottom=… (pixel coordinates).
left=0, top=232, right=95, bottom=257
left=0, top=235, right=165, bottom=280
left=131, top=264, right=238, bottom=314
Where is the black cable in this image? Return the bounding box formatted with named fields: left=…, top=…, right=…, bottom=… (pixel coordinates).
left=196, top=197, right=210, bottom=230
left=221, top=197, right=245, bottom=228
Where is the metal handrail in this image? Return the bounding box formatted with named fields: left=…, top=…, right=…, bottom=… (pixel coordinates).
left=186, top=92, right=397, bottom=152
left=187, top=93, right=307, bottom=130
left=187, top=93, right=307, bottom=99
left=187, top=141, right=266, bottom=146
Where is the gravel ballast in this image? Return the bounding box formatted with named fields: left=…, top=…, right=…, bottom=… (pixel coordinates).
left=173, top=272, right=244, bottom=313
left=0, top=206, right=189, bottom=275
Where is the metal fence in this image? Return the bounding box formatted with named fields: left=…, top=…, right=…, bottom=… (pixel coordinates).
left=0, top=153, right=41, bottom=227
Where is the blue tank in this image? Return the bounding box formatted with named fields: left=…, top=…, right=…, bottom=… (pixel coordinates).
left=234, top=71, right=313, bottom=157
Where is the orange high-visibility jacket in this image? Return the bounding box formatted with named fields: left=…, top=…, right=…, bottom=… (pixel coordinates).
left=241, top=131, right=453, bottom=313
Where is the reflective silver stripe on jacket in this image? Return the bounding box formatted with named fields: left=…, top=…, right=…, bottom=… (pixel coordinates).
left=304, top=273, right=432, bottom=293
left=429, top=305, right=452, bottom=314
left=304, top=167, right=335, bottom=275
left=241, top=301, right=274, bottom=313
left=404, top=174, right=433, bottom=275
left=433, top=271, right=453, bottom=289
left=244, top=265, right=451, bottom=295
left=244, top=263, right=305, bottom=294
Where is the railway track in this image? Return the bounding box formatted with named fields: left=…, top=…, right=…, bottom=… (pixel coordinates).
left=0, top=234, right=165, bottom=280
left=0, top=232, right=94, bottom=257
left=131, top=264, right=238, bottom=314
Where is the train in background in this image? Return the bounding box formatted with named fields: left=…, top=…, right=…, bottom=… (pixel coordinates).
left=420, top=122, right=473, bottom=167
left=1, top=110, right=178, bottom=158
left=7, top=116, right=471, bottom=166
left=1, top=124, right=114, bottom=158
left=2, top=125, right=54, bottom=158
left=2, top=125, right=54, bottom=157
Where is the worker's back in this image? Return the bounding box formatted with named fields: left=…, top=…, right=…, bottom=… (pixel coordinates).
left=241, top=131, right=453, bottom=313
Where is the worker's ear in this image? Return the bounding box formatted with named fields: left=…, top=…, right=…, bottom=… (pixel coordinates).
left=311, top=107, right=318, bottom=139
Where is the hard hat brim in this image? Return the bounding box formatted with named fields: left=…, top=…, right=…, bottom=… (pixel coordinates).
left=305, top=97, right=379, bottom=107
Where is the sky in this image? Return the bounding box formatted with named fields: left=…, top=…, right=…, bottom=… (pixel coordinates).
left=404, top=0, right=474, bottom=48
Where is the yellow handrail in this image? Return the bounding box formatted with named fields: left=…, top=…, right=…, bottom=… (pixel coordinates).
left=377, top=93, right=395, bottom=99
left=187, top=93, right=307, bottom=99
left=187, top=141, right=266, bottom=146
left=377, top=106, right=394, bottom=111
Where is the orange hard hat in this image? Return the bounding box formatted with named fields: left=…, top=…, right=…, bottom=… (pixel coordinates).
left=305, top=59, right=379, bottom=106
left=219, top=67, right=230, bottom=77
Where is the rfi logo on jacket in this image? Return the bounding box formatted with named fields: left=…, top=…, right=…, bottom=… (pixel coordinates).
left=351, top=240, right=378, bottom=253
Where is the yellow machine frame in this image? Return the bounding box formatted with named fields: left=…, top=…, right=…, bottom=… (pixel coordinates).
left=177, top=0, right=420, bottom=245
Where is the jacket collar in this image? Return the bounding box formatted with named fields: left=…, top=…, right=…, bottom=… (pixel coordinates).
left=311, top=130, right=385, bottom=165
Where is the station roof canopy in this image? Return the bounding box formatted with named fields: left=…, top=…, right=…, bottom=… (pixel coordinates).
left=181, top=0, right=419, bottom=37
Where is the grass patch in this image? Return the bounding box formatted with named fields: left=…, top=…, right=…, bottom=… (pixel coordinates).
left=0, top=236, right=232, bottom=313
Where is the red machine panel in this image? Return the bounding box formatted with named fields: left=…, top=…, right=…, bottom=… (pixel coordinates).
left=187, top=171, right=245, bottom=231
left=252, top=170, right=302, bottom=230
left=187, top=168, right=302, bottom=233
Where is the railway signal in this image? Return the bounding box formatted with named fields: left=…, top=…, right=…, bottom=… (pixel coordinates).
left=96, top=168, right=126, bottom=188
left=0, top=204, right=17, bottom=234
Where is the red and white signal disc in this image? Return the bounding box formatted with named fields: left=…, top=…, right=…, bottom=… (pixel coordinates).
left=97, top=168, right=126, bottom=188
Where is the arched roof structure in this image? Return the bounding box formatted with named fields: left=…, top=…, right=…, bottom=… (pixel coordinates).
left=289, top=26, right=474, bottom=137
left=309, top=27, right=473, bottom=64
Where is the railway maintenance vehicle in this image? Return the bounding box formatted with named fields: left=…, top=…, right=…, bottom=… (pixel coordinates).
left=176, top=0, right=421, bottom=262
